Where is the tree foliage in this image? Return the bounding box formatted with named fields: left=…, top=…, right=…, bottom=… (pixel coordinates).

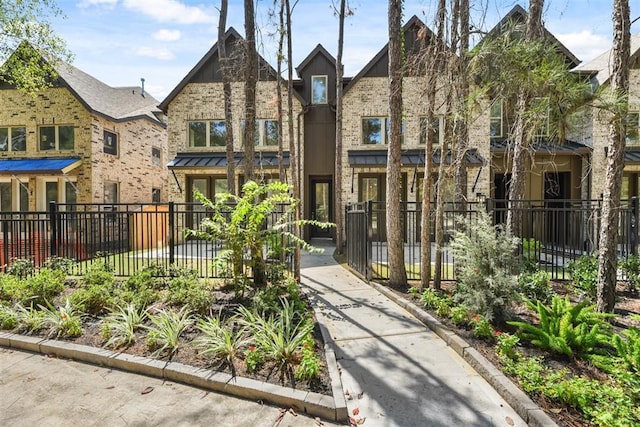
left=0, top=0, right=73, bottom=95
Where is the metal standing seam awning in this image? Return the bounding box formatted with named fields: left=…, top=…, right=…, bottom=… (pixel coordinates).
left=347, top=148, right=484, bottom=166
left=0, top=157, right=82, bottom=174
left=168, top=151, right=290, bottom=168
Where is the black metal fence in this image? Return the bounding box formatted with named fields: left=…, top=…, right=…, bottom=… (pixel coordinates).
left=345, top=198, right=640, bottom=282
left=1, top=201, right=293, bottom=277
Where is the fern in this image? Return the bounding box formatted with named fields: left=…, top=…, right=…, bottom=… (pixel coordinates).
left=508, top=295, right=613, bottom=358
left=612, top=315, right=640, bottom=372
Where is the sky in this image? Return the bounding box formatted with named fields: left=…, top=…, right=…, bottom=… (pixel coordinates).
left=43, top=0, right=637, bottom=101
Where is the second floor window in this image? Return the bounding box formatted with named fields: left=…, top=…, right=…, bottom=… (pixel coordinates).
left=419, top=116, right=443, bottom=145
left=627, top=112, right=639, bottom=145
left=152, top=147, right=161, bottom=166
left=242, top=119, right=279, bottom=147
left=490, top=101, right=503, bottom=138
left=312, top=75, right=328, bottom=104
left=188, top=120, right=227, bottom=147
left=40, top=125, right=74, bottom=151
left=0, top=126, right=26, bottom=152
left=362, top=117, right=404, bottom=145
left=103, top=130, right=118, bottom=155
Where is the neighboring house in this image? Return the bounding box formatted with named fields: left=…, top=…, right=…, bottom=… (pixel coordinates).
left=485, top=5, right=591, bottom=203
left=574, top=33, right=640, bottom=201
left=159, top=28, right=304, bottom=229
left=0, top=48, right=168, bottom=211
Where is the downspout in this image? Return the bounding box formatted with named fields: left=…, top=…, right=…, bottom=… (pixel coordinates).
left=297, top=104, right=310, bottom=199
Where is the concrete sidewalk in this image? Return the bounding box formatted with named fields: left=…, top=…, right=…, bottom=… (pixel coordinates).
left=300, top=240, right=530, bottom=427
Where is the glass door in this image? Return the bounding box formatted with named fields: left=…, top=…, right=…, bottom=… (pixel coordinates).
left=310, top=179, right=332, bottom=238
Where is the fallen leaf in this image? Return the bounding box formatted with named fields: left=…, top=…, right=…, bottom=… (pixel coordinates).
left=141, top=386, right=154, bottom=395
left=105, top=385, right=115, bottom=390
left=352, top=408, right=360, bottom=416
left=550, top=408, right=562, bottom=414
left=505, top=416, right=514, bottom=426
left=356, top=416, right=366, bottom=425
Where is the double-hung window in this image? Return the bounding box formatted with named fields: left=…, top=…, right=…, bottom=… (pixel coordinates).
left=490, top=100, right=503, bottom=138
left=626, top=112, right=640, bottom=145
left=0, top=126, right=26, bottom=152
left=39, top=125, right=74, bottom=151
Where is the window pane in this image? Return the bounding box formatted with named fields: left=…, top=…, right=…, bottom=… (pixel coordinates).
left=626, top=112, right=639, bottom=144
left=362, top=118, right=382, bottom=145
left=312, top=76, right=327, bottom=104
left=59, top=126, right=75, bottom=150
left=152, top=188, right=161, bottom=203
left=104, top=182, right=118, bottom=204
left=65, top=182, right=77, bottom=204
left=361, top=177, right=379, bottom=202
left=12, top=127, right=26, bottom=151
left=40, top=126, right=56, bottom=150
left=210, top=121, right=226, bottom=147
left=490, top=102, right=502, bottom=137
left=214, top=178, right=228, bottom=196
left=46, top=181, right=59, bottom=203
left=189, top=122, right=207, bottom=147
left=0, top=182, right=11, bottom=211
left=152, top=147, right=161, bottom=166
left=264, top=120, right=278, bottom=146
left=103, top=130, right=118, bottom=155
left=0, top=128, right=7, bottom=152
left=19, top=184, right=28, bottom=211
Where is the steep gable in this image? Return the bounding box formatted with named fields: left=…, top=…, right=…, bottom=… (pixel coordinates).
left=574, top=32, right=640, bottom=87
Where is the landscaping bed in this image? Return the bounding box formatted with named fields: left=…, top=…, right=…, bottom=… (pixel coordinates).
left=0, top=260, right=332, bottom=397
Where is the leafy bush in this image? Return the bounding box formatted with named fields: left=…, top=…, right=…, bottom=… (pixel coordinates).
left=82, top=262, right=115, bottom=289
left=251, top=278, right=306, bottom=317
left=40, top=299, right=82, bottom=338
left=450, top=210, right=520, bottom=323
left=295, top=333, right=322, bottom=381
left=23, top=268, right=67, bottom=307
left=521, top=238, right=542, bottom=272
left=508, top=295, right=613, bottom=358
left=495, top=331, right=520, bottom=362
left=0, top=274, right=26, bottom=303
left=470, top=315, right=495, bottom=341
left=167, top=270, right=215, bottom=315
left=145, top=307, right=194, bottom=357
left=567, top=254, right=597, bottom=300
left=43, top=257, right=76, bottom=274
left=70, top=284, right=114, bottom=315
left=618, top=255, right=640, bottom=293
left=124, top=265, right=166, bottom=292
left=612, top=315, right=640, bottom=372
left=518, top=270, right=554, bottom=304
left=449, top=305, right=470, bottom=326
left=101, top=303, right=147, bottom=349
left=6, top=258, right=35, bottom=279
left=193, top=314, right=248, bottom=367
left=420, top=288, right=446, bottom=310
left=244, top=345, right=265, bottom=373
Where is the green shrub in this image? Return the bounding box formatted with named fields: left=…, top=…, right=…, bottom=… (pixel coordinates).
left=470, top=315, right=495, bottom=341
left=508, top=295, right=613, bottom=358
left=495, top=331, right=520, bottom=362
left=244, top=345, right=265, bottom=373
left=82, top=262, right=115, bottom=288
left=0, top=274, right=26, bottom=303
left=618, top=255, right=640, bottom=293
left=70, top=284, right=114, bottom=315
left=193, top=314, right=248, bottom=367
left=43, top=257, right=76, bottom=274
left=124, top=265, right=166, bottom=292
left=167, top=271, right=215, bottom=315
left=449, top=305, right=470, bottom=326
left=612, top=315, right=640, bottom=372
left=251, top=278, right=306, bottom=317
left=567, top=254, right=597, bottom=300
left=13, top=303, right=46, bottom=334
left=420, top=288, right=445, bottom=310
left=450, top=211, right=520, bottom=323
left=6, top=258, right=35, bottom=279
left=40, top=299, right=83, bottom=338
left=23, top=268, right=66, bottom=307
left=518, top=270, right=554, bottom=304
left=521, top=238, right=542, bottom=272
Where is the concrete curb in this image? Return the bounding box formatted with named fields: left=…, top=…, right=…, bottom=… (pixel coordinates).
left=366, top=280, right=558, bottom=427
left=0, top=331, right=347, bottom=423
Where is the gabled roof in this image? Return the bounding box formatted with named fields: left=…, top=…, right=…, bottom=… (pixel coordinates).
left=159, top=27, right=303, bottom=112
left=1, top=42, right=164, bottom=126
left=573, top=33, right=640, bottom=86
left=55, top=63, right=164, bottom=125
left=296, top=44, right=336, bottom=76
left=344, top=15, right=433, bottom=93
left=485, top=4, right=580, bottom=68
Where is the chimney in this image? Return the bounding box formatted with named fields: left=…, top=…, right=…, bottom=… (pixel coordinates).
left=140, top=78, right=145, bottom=97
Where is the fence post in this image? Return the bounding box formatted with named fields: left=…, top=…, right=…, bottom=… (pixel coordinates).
left=366, top=200, right=372, bottom=281
left=168, top=202, right=175, bottom=265
left=632, top=196, right=638, bottom=256
left=49, top=201, right=58, bottom=257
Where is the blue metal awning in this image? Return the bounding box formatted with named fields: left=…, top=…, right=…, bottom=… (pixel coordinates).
left=0, top=158, right=82, bottom=174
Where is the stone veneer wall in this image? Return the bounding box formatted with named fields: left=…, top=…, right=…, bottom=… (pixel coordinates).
left=165, top=81, right=303, bottom=204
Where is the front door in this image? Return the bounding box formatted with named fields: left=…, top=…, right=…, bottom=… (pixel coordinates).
left=310, top=178, right=332, bottom=238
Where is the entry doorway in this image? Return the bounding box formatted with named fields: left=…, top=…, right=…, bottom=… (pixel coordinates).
left=310, top=178, right=332, bottom=238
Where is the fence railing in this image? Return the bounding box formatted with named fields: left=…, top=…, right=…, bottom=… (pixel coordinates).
left=1, top=201, right=293, bottom=277
left=345, top=198, right=640, bottom=282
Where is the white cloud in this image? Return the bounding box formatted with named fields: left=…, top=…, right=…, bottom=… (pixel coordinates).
left=153, top=29, right=182, bottom=42
left=121, top=0, right=214, bottom=25
left=555, top=30, right=611, bottom=63
left=133, top=46, right=175, bottom=61
left=76, top=0, right=118, bottom=8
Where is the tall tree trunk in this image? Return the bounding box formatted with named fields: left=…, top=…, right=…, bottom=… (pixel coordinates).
left=505, top=0, right=544, bottom=237
left=285, top=0, right=300, bottom=278
left=597, top=0, right=630, bottom=313
left=218, top=0, right=236, bottom=195
left=243, top=0, right=257, bottom=182
left=334, top=0, right=346, bottom=255
left=453, top=0, right=469, bottom=209
left=386, top=0, right=407, bottom=287
left=432, top=0, right=447, bottom=290
left=276, top=0, right=286, bottom=182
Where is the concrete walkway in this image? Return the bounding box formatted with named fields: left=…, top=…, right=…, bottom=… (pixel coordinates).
left=300, top=240, right=527, bottom=427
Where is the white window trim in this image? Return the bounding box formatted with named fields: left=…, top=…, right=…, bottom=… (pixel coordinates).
left=311, top=75, right=328, bottom=104
left=36, top=177, right=76, bottom=210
